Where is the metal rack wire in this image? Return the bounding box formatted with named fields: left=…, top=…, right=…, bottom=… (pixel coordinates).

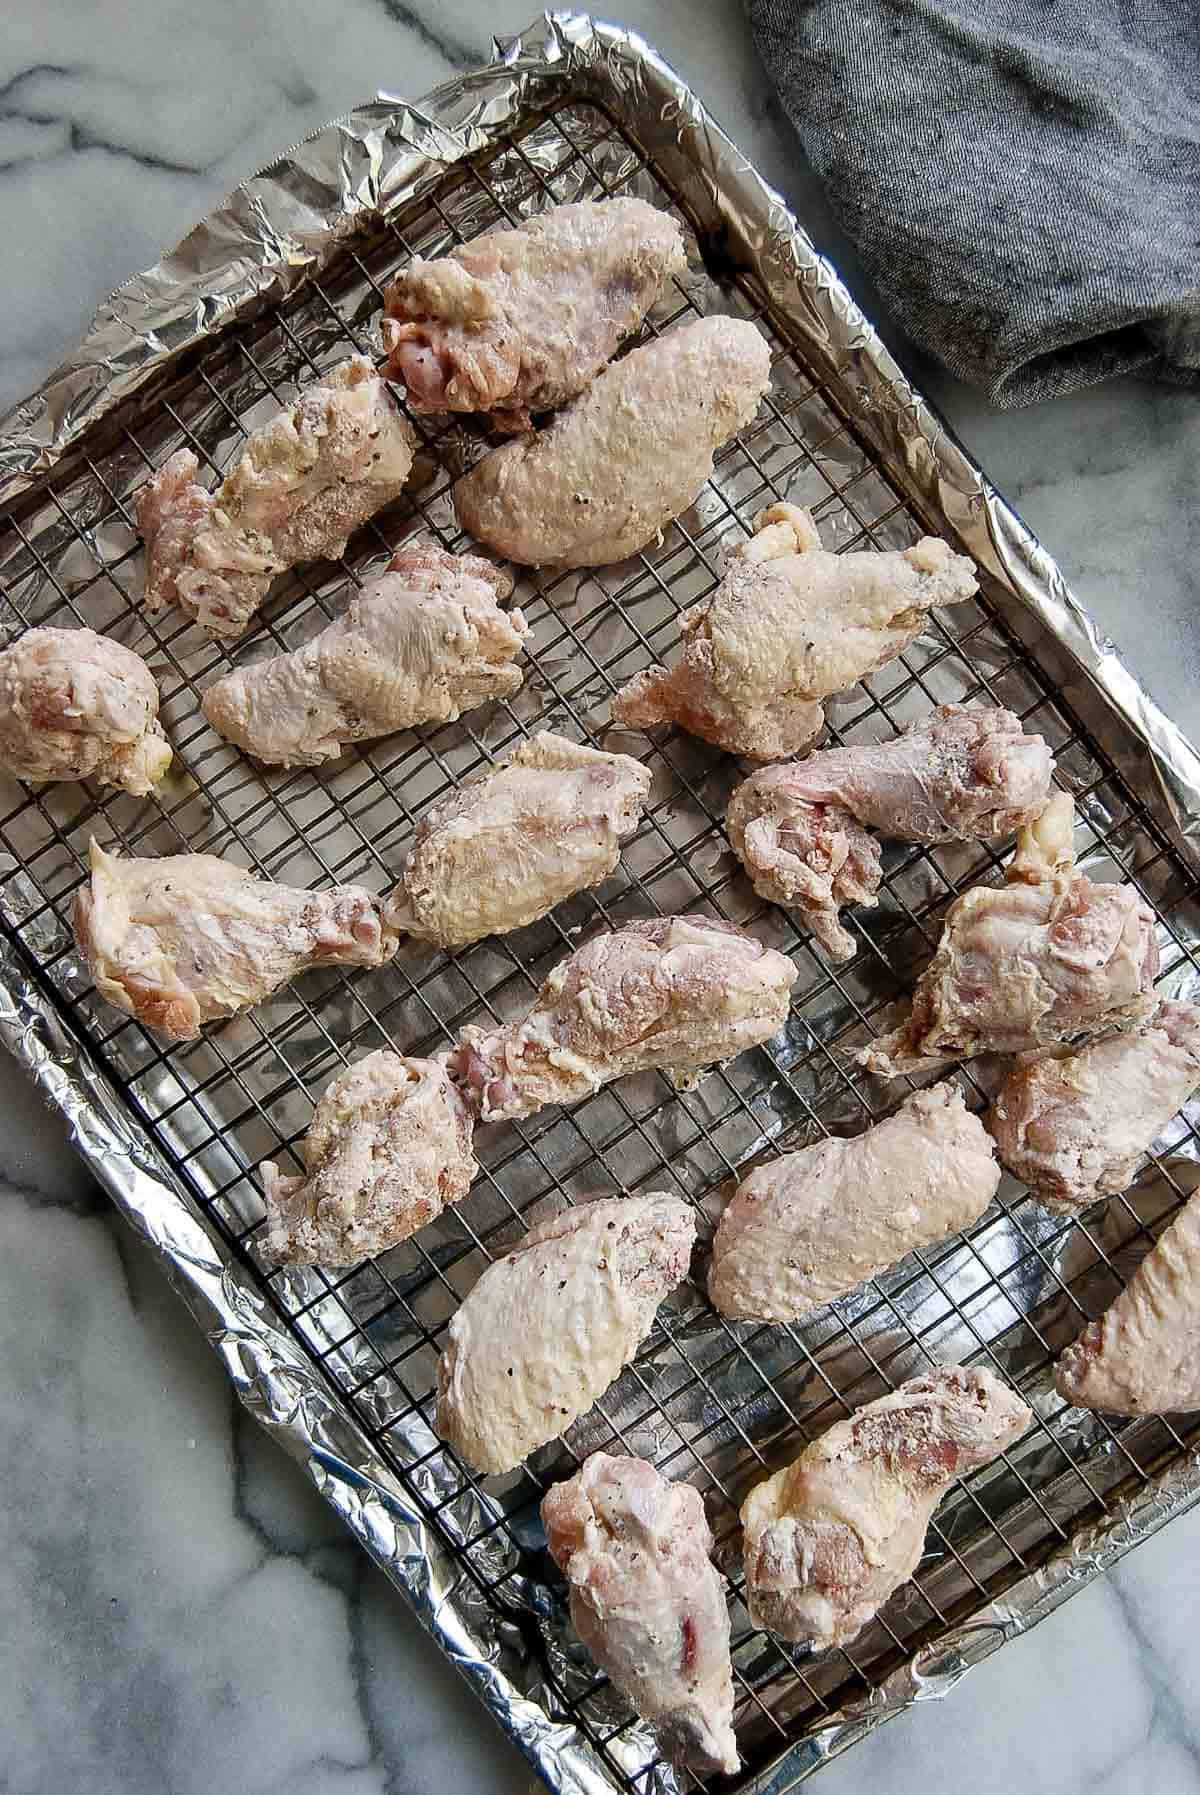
left=2, top=100, right=1199, bottom=1793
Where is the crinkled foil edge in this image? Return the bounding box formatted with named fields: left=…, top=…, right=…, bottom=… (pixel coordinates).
left=2, top=12, right=1200, bottom=1794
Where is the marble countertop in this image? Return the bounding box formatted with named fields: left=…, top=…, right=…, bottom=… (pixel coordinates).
left=2, top=5, right=1198, bottom=1794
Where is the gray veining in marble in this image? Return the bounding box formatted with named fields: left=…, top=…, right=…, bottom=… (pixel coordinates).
left=1, top=4, right=1198, bottom=1793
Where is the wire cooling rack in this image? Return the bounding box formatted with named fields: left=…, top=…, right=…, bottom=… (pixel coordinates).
left=2, top=100, right=1200, bottom=1793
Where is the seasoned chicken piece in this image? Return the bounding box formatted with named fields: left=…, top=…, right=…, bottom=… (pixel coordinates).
left=0, top=626, right=171, bottom=795
left=137, top=358, right=416, bottom=637
left=382, top=198, right=686, bottom=431
left=542, top=1454, right=738, bottom=1777
left=990, top=1001, right=1200, bottom=1211
left=201, top=547, right=528, bottom=766
left=437, top=1195, right=695, bottom=1474
left=726, top=776, right=881, bottom=960
left=260, top=1051, right=476, bottom=1267
left=771, top=704, right=1053, bottom=841
left=861, top=794, right=1158, bottom=1076
left=385, top=732, right=650, bottom=946
left=447, top=915, right=796, bottom=1122
left=741, top=1366, right=1031, bottom=1647
left=704, top=504, right=979, bottom=704
left=73, top=840, right=398, bottom=1042
left=709, top=1083, right=999, bottom=1322
left=612, top=634, right=825, bottom=761
left=454, top=317, right=771, bottom=568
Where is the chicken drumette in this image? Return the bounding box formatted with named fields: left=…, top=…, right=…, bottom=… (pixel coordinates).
left=542, top=1453, right=738, bottom=1777
left=741, top=1366, right=1031, bottom=1647
left=0, top=626, right=171, bottom=795
left=447, top=916, right=796, bottom=1122
left=454, top=316, right=771, bottom=568
left=726, top=776, right=881, bottom=960
left=709, top=1083, right=999, bottom=1322
left=436, top=1195, right=695, bottom=1474
left=260, top=1050, right=476, bottom=1266
left=989, top=1001, right=1200, bottom=1211
left=201, top=547, right=528, bottom=766
left=861, top=794, right=1159, bottom=1076
left=613, top=506, right=977, bottom=758
left=74, top=840, right=398, bottom=1042
left=385, top=731, right=650, bottom=947
left=1056, top=1187, right=1200, bottom=1414
left=138, top=358, right=416, bottom=637
left=382, top=197, right=686, bottom=431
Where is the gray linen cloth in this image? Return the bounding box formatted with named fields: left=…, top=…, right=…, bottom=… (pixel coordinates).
left=748, top=0, right=1200, bottom=406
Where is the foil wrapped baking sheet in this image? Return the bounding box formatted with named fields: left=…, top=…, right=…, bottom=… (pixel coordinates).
left=1, top=14, right=1199, bottom=1795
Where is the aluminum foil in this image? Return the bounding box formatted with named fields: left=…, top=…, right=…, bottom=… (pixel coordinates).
left=2, top=13, right=1200, bottom=1795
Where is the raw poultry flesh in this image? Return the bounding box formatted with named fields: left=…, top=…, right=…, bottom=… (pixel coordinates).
left=260, top=1050, right=476, bottom=1266
left=436, top=1195, right=695, bottom=1474
left=385, top=731, right=650, bottom=946
left=382, top=197, right=686, bottom=431
left=0, top=626, right=171, bottom=795
left=612, top=637, right=825, bottom=761
left=138, top=358, right=416, bottom=637
left=73, top=840, right=398, bottom=1041
left=454, top=316, right=771, bottom=567
left=447, top=915, right=796, bottom=1122
left=201, top=546, right=528, bottom=766
left=861, top=794, right=1159, bottom=1076
left=1056, top=1187, right=1200, bottom=1414
left=726, top=773, right=881, bottom=959
left=740, top=1366, right=1031, bottom=1647
left=989, top=1001, right=1200, bottom=1210
left=542, top=1453, right=738, bottom=1776
left=709, top=1083, right=999, bottom=1321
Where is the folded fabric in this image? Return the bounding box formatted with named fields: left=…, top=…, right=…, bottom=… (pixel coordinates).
left=748, top=0, right=1200, bottom=407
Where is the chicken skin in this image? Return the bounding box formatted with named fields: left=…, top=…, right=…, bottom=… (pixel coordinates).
left=861, top=794, right=1159, bottom=1076
left=260, top=1051, right=476, bottom=1267
left=385, top=732, right=650, bottom=947
left=73, top=840, right=398, bottom=1042
left=0, top=626, right=171, bottom=795
left=382, top=198, right=686, bottom=432
left=454, top=316, right=771, bottom=568
left=740, top=1366, right=1031, bottom=1647
left=138, top=358, right=416, bottom=637
left=542, top=1454, right=738, bottom=1777
left=447, top=915, right=796, bottom=1123
left=201, top=547, right=528, bottom=766
left=1056, top=1187, right=1200, bottom=1414
left=772, top=704, right=1053, bottom=841
left=726, top=775, right=882, bottom=959
left=989, top=1001, right=1200, bottom=1211
left=709, top=1083, right=999, bottom=1322
left=612, top=635, right=826, bottom=761
left=436, top=1195, right=695, bottom=1474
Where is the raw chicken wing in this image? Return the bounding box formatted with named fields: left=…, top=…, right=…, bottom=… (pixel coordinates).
left=138, top=358, right=416, bottom=636
left=740, top=1366, right=1031, bottom=1647
left=202, top=547, right=528, bottom=766
left=436, top=1195, right=695, bottom=1473
left=726, top=773, right=881, bottom=959
left=260, top=1051, right=476, bottom=1266
left=612, top=633, right=825, bottom=761
left=447, top=915, right=796, bottom=1122
left=74, top=840, right=398, bottom=1042
left=1056, top=1187, right=1200, bottom=1413
left=861, top=794, right=1158, bottom=1076
left=772, top=704, right=1053, bottom=841
left=454, top=316, right=771, bottom=567
left=0, top=626, right=171, bottom=795
left=989, top=1001, right=1200, bottom=1211
left=382, top=198, right=685, bottom=431
left=709, top=1083, right=999, bottom=1322
left=542, top=1453, right=738, bottom=1776
left=386, top=731, right=650, bottom=946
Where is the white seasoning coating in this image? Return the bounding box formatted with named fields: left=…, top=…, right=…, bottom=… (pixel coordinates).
left=709, top=1083, right=1000, bottom=1322
left=436, top=1195, right=696, bottom=1474
left=260, top=1051, right=476, bottom=1267
left=0, top=626, right=171, bottom=795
